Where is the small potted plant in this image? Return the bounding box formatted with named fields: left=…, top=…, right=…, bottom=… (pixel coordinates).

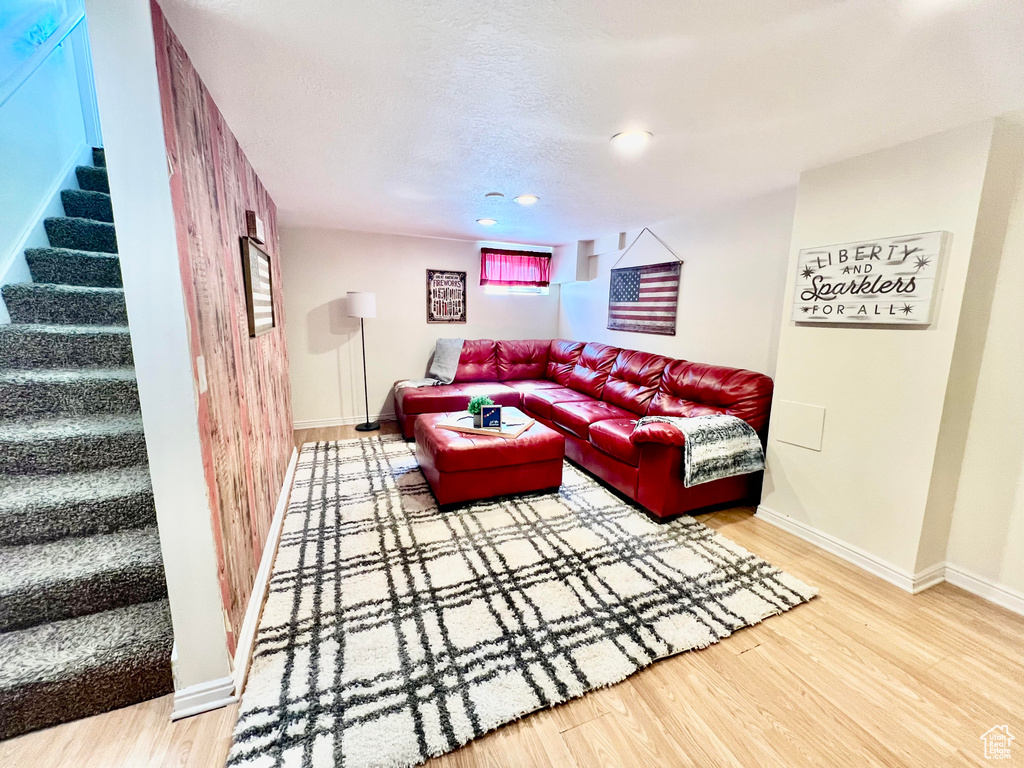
left=467, top=395, right=495, bottom=428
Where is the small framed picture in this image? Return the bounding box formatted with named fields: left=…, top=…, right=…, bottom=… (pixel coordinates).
left=480, top=405, right=502, bottom=429
left=241, top=237, right=274, bottom=337
left=245, top=209, right=266, bottom=244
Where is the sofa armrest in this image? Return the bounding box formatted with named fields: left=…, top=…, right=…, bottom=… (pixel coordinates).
left=630, top=421, right=686, bottom=446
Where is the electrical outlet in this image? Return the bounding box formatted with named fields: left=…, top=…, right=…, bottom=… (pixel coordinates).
left=196, top=355, right=208, bottom=394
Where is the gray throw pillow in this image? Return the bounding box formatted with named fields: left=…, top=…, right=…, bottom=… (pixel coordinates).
left=428, top=338, right=464, bottom=384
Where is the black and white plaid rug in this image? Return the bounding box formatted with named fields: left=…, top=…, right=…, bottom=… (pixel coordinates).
left=229, top=436, right=816, bottom=768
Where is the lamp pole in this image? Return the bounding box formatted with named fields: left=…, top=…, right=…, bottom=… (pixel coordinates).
left=355, top=316, right=378, bottom=431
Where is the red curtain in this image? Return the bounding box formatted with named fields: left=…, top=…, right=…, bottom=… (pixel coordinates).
left=480, top=248, right=551, bottom=287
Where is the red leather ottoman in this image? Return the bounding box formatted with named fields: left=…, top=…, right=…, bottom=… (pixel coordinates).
left=414, top=411, right=565, bottom=505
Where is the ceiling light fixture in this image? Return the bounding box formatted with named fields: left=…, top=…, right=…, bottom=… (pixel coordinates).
left=485, top=192, right=504, bottom=198
left=476, top=218, right=497, bottom=226
left=514, top=194, right=539, bottom=205
left=610, top=130, right=653, bottom=154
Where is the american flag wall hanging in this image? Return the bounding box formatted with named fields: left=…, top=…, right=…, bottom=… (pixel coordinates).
left=607, top=261, right=682, bottom=335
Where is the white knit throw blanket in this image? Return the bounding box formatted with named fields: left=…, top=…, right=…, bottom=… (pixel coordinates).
left=394, top=378, right=440, bottom=393
left=635, top=413, right=765, bottom=487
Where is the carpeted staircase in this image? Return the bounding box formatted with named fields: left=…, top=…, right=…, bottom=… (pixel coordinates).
left=0, top=148, right=174, bottom=741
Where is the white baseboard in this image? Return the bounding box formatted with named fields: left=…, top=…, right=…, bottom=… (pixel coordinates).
left=171, top=675, right=236, bottom=721
left=232, top=447, right=299, bottom=697
left=945, top=563, right=1024, bottom=616
left=911, top=561, right=947, bottom=593
left=754, top=505, right=923, bottom=592
left=755, top=505, right=1024, bottom=615
left=293, top=412, right=395, bottom=429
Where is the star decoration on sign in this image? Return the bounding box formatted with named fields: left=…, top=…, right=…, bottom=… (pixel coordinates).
left=800, top=306, right=811, bottom=314
left=899, top=304, right=914, bottom=315
left=800, top=266, right=815, bottom=279
left=914, top=255, right=931, bottom=271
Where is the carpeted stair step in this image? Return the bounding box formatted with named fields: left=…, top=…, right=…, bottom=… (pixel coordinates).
left=0, top=599, right=173, bottom=740
left=0, top=526, right=167, bottom=632
left=44, top=217, right=117, bottom=254
left=25, top=247, right=122, bottom=288
left=2, top=283, right=127, bottom=325
left=0, top=467, right=155, bottom=546
left=93, top=147, right=105, bottom=167
left=60, top=189, right=113, bottom=223
left=75, top=164, right=109, bottom=194
left=0, top=324, right=133, bottom=369
left=0, top=369, right=139, bottom=419
left=0, top=415, right=147, bottom=475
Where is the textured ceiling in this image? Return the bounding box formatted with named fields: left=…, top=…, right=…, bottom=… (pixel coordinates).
left=156, top=0, right=1024, bottom=245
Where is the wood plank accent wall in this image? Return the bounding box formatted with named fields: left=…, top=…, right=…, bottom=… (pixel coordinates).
left=151, top=1, right=293, bottom=653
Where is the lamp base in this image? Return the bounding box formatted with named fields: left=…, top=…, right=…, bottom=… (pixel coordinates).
left=355, top=421, right=380, bottom=432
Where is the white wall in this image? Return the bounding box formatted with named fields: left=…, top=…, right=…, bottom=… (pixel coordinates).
left=281, top=228, right=561, bottom=426
left=0, top=27, right=91, bottom=322
left=557, top=188, right=797, bottom=376
left=85, top=0, right=232, bottom=701
left=760, top=120, right=997, bottom=580
left=945, top=122, right=1024, bottom=602
left=915, top=121, right=1024, bottom=572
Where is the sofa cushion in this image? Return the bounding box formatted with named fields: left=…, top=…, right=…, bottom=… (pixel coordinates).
left=545, top=339, right=585, bottom=386
left=566, top=342, right=620, bottom=398
left=550, top=399, right=635, bottom=440
left=453, top=339, right=498, bottom=382
left=649, top=360, right=774, bottom=431
left=589, top=418, right=642, bottom=466
left=496, top=339, right=550, bottom=381
left=522, top=387, right=593, bottom=420
left=396, top=381, right=520, bottom=415
left=502, top=379, right=563, bottom=395
left=645, top=400, right=725, bottom=421
left=602, top=350, right=672, bottom=415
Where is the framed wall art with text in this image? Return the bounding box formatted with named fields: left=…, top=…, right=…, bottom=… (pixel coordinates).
left=426, top=269, right=467, bottom=323
left=791, top=231, right=947, bottom=325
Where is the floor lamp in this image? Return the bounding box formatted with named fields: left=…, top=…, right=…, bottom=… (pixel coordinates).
left=347, top=291, right=380, bottom=432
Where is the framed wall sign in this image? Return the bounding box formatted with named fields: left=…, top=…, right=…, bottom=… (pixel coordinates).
left=426, top=269, right=467, bottom=323
left=791, top=231, right=947, bottom=325
left=240, top=237, right=274, bottom=336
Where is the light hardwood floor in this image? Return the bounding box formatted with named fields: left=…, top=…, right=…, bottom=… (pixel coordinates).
left=4, top=423, right=1022, bottom=767
left=293, top=421, right=404, bottom=449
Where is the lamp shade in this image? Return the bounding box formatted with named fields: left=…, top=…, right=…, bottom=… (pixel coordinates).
left=346, top=291, right=376, bottom=319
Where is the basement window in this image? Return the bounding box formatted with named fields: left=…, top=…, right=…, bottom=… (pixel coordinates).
left=484, top=284, right=550, bottom=296
left=480, top=248, right=551, bottom=295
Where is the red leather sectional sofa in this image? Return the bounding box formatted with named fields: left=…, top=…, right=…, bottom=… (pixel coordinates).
left=394, top=339, right=773, bottom=519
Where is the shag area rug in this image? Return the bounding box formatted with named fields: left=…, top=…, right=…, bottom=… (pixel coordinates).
left=230, top=436, right=816, bottom=768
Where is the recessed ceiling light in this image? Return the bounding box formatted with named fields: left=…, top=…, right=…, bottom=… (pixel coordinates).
left=476, top=218, right=497, bottom=226
left=514, top=194, right=539, bottom=206
left=485, top=192, right=504, bottom=198
left=610, top=130, right=653, bottom=154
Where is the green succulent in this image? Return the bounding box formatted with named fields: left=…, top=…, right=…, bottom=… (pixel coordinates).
left=467, top=395, right=495, bottom=415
